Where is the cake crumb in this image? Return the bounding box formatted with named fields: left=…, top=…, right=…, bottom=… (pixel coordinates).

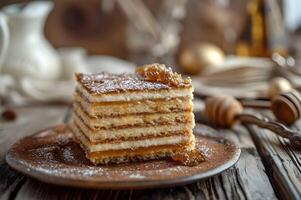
left=171, top=149, right=205, bottom=166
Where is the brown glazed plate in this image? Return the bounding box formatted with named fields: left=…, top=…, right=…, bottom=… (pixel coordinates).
left=6, top=124, right=241, bottom=189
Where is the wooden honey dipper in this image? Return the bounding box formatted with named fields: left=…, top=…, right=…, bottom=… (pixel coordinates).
left=204, top=92, right=301, bottom=148
left=271, top=90, right=301, bottom=125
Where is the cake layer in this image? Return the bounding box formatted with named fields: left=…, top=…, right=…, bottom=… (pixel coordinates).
left=76, top=70, right=192, bottom=94
left=75, top=92, right=193, bottom=117
left=73, top=114, right=195, bottom=141
left=74, top=102, right=194, bottom=129
left=72, top=122, right=191, bottom=144
left=89, top=151, right=171, bottom=164
left=72, top=123, right=195, bottom=152
left=77, top=83, right=193, bottom=102
left=88, top=144, right=193, bottom=158
left=86, top=145, right=190, bottom=164
left=76, top=90, right=192, bottom=106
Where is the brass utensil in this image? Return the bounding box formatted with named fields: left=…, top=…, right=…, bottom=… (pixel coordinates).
left=204, top=93, right=301, bottom=148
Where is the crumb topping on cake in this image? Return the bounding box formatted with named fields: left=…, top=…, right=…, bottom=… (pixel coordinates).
left=136, top=63, right=191, bottom=87
left=76, top=63, right=191, bottom=94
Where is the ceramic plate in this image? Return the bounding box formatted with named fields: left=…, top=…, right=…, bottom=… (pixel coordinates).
left=6, top=125, right=240, bottom=189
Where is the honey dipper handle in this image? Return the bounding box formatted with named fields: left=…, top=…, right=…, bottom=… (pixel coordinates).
left=237, top=113, right=301, bottom=148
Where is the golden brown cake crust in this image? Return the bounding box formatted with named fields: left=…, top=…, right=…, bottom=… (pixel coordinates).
left=75, top=64, right=192, bottom=95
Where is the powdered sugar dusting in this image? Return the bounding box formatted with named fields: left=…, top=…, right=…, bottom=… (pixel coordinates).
left=75, top=70, right=192, bottom=95
left=76, top=72, right=171, bottom=94
left=128, top=174, right=145, bottom=179
left=6, top=125, right=240, bottom=186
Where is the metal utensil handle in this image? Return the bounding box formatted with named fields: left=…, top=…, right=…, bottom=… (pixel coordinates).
left=237, top=113, right=301, bottom=143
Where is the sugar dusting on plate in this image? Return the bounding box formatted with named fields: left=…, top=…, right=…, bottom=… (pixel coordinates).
left=6, top=124, right=240, bottom=186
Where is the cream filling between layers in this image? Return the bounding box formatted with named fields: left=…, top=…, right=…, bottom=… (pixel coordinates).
left=75, top=93, right=193, bottom=117
left=73, top=124, right=194, bottom=152
left=77, top=84, right=193, bottom=102
left=74, top=103, right=194, bottom=129
left=73, top=114, right=195, bottom=141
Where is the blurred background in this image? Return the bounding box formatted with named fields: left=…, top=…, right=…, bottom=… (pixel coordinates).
left=0, top=0, right=301, bottom=107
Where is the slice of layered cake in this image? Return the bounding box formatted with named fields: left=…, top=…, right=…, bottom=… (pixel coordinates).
left=71, top=63, right=198, bottom=164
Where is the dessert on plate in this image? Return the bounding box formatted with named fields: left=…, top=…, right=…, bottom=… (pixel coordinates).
left=71, top=63, right=201, bottom=165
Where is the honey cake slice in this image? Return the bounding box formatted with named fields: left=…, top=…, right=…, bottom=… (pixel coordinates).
left=72, top=63, right=198, bottom=165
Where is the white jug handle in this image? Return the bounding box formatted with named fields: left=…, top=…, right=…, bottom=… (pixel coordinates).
left=0, top=12, right=9, bottom=71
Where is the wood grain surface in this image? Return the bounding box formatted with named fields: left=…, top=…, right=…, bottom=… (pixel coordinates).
left=0, top=104, right=296, bottom=200
left=0, top=105, right=70, bottom=200
left=246, top=110, right=301, bottom=200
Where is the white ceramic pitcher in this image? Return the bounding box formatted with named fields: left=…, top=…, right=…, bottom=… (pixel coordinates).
left=0, top=1, right=61, bottom=80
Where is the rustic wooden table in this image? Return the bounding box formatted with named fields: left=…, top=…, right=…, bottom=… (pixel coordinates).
left=1, top=102, right=300, bottom=200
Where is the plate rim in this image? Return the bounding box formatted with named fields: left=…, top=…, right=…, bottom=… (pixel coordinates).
left=5, top=125, right=241, bottom=189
